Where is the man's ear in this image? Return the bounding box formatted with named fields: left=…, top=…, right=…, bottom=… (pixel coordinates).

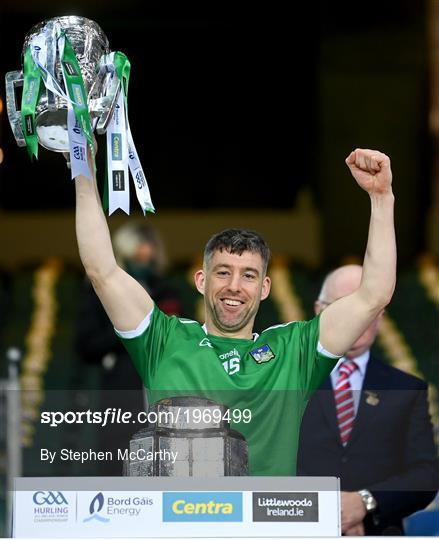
left=194, top=269, right=205, bottom=295
left=260, top=276, right=271, bottom=301
left=314, top=301, right=323, bottom=315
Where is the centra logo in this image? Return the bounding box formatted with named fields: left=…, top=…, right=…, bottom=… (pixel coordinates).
left=111, top=133, right=122, bottom=160
left=163, top=492, right=242, bottom=522
left=33, top=491, right=68, bottom=505
left=72, top=83, right=84, bottom=107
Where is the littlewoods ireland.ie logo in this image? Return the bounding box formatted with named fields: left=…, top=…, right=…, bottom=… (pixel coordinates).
left=83, top=492, right=110, bottom=523
left=253, top=492, right=318, bottom=522
left=163, top=492, right=242, bottom=522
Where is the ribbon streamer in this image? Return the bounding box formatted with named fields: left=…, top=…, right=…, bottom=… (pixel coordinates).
left=21, top=47, right=42, bottom=160
left=106, top=90, right=130, bottom=214
left=58, top=32, right=93, bottom=180
left=100, top=52, right=155, bottom=215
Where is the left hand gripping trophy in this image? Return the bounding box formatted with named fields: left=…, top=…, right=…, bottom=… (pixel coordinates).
left=5, top=15, right=154, bottom=215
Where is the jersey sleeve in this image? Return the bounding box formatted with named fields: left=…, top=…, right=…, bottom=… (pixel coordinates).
left=114, top=304, right=177, bottom=386
left=296, top=313, right=339, bottom=397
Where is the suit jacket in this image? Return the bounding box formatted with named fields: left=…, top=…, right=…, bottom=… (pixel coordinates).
left=297, top=355, right=439, bottom=535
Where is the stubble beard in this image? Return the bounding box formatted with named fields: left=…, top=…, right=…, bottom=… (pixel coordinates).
left=210, top=300, right=257, bottom=334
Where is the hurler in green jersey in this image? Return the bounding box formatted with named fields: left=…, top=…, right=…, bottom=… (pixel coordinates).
left=74, top=147, right=396, bottom=477
left=116, top=306, right=339, bottom=475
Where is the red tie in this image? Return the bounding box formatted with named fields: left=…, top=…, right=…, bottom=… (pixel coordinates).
left=334, top=359, right=358, bottom=445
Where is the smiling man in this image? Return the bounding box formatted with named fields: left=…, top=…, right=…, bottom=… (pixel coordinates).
left=74, top=147, right=396, bottom=475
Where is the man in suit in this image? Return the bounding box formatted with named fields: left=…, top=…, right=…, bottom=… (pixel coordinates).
left=297, top=264, right=439, bottom=535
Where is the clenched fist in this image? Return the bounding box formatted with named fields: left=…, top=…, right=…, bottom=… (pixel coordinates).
left=346, top=149, right=392, bottom=197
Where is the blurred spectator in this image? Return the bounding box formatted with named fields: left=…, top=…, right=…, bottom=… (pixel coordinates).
left=75, top=221, right=182, bottom=379
left=297, top=264, right=439, bottom=535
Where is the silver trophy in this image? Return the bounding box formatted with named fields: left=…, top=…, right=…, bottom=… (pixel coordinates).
left=124, top=397, right=248, bottom=477
left=5, top=16, right=120, bottom=152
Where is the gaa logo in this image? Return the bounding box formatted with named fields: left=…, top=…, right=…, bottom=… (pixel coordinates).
left=73, top=145, right=85, bottom=161
left=135, top=170, right=146, bottom=189
left=33, top=491, right=68, bottom=505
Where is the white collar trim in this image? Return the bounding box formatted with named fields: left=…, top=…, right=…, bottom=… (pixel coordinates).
left=202, top=323, right=259, bottom=341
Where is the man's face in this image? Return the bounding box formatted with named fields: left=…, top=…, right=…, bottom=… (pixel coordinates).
left=195, top=249, right=271, bottom=336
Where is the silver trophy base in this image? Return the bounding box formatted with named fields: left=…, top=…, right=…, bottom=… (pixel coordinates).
left=124, top=397, right=249, bottom=478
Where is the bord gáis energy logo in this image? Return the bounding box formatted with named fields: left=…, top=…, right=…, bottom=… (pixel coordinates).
left=163, top=492, right=242, bottom=522
left=83, top=492, right=110, bottom=523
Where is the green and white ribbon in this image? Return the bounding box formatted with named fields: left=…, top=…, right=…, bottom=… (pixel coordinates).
left=58, top=31, right=94, bottom=180
left=58, top=32, right=94, bottom=180
left=21, top=47, right=42, bottom=160
left=100, top=52, right=155, bottom=215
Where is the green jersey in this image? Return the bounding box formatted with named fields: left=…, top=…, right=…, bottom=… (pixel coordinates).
left=116, top=306, right=338, bottom=475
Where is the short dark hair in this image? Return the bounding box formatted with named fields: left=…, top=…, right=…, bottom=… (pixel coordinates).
left=203, top=229, right=271, bottom=273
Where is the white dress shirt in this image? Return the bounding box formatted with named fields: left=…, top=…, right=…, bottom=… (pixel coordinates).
left=330, top=350, right=370, bottom=415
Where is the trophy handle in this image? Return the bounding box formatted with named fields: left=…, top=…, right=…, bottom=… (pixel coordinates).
left=5, top=71, right=26, bottom=147
left=89, top=73, right=121, bottom=135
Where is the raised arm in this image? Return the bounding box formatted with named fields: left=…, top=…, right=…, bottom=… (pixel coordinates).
left=319, top=149, right=396, bottom=356
left=75, top=153, right=153, bottom=331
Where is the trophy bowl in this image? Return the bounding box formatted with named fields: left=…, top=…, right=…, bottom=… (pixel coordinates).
left=5, top=16, right=118, bottom=152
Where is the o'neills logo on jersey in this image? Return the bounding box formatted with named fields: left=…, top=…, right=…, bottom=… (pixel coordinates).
left=252, top=492, right=318, bottom=522
left=220, top=348, right=241, bottom=376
